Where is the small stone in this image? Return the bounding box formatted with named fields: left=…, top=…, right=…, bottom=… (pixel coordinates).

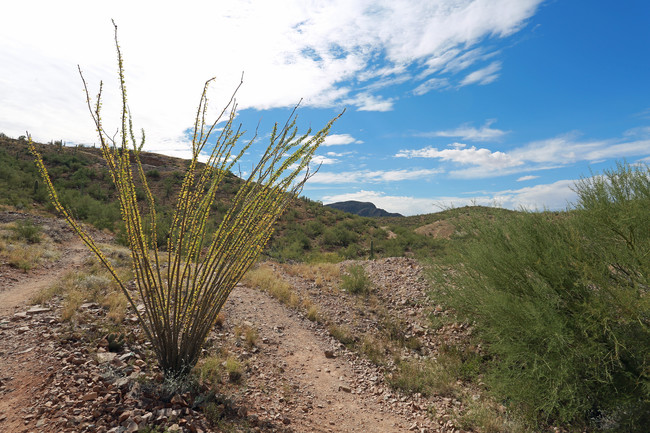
left=339, top=385, right=351, bottom=393
left=171, top=394, right=187, bottom=407
left=82, top=392, right=98, bottom=401
left=124, top=419, right=139, bottom=433
left=324, top=350, right=336, bottom=358
left=96, top=352, right=117, bottom=363
left=27, top=306, right=51, bottom=315
left=16, top=326, right=30, bottom=334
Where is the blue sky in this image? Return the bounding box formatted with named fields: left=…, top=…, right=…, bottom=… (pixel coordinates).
left=1, top=1, right=649, bottom=215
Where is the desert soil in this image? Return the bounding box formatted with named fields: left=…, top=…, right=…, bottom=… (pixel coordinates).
left=0, top=213, right=468, bottom=433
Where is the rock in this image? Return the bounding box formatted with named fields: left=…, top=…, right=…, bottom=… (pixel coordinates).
left=96, top=352, right=117, bottom=363
left=12, top=312, right=29, bottom=320
left=16, top=326, right=30, bottom=334
left=27, top=306, right=51, bottom=315
left=82, top=392, right=98, bottom=401
left=124, top=419, right=139, bottom=433
left=171, top=394, right=188, bottom=407
left=324, top=350, right=336, bottom=358
left=339, top=385, right=351, bottom=393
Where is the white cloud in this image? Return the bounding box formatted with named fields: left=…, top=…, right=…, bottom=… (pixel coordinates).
left=516, top=175, right=539, bottom=181
left=460, top=61, right=502, bottom=86
left=0, top=0, right=543, bottom=155
left=326, top=151, right=355, bottom=157
left=311, top=168, right=441, bottom=184
left=322, top=134, right=363, bottom=146
left=344, top=93, right=395, bottom=112
left=312, top=155, right=339, bottom=165
left=396, top=145, right=522, bottom=169
left=494, top=179, right=577, bottom=210
left=396, top=131, right=650, bottom=179
left=416, top=119, right=508, bottom=141
left=412, top=78, right=450, bottom=96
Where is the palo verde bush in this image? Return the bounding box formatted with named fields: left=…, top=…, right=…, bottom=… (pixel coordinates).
left=432, top=162, right=649, bottom=431
left=30, top=21, right=341, bottom=378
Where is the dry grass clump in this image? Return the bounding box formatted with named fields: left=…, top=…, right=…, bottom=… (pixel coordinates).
left=32, top=246, right=132, bottom=322
left=243, top=264, right=300, bottom=308
left=282, top=262, right=341, bottom=289
left=234, top=323, right=258, bottom=348
left=0, top=221, right=59, bottom=272
left=456, top=398, right=527, bottom=433
left=196, top=351, right=244, bottom=386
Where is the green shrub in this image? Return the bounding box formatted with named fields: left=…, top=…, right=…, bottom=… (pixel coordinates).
left=432, top=162, right=650, bottom=430
left=340, top=264, right=371, bottom=294
left=11, top=219, right=42, bottom=243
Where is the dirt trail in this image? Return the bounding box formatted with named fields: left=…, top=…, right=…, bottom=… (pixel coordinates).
left=0, top=240, right=88, bottom=315
left=225, top=285, right=412, bottom=433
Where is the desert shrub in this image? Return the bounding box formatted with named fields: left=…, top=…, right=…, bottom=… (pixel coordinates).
left=433, top=162, right=650, bottom=430
left=146, top=169, right=161, bottom=179
left=322, top=225, right=358, bottom=247
left=11, top=219, right=42, bottom=243
left=30, top=22, right=341, bottom=379
left=340, top=264, right=371, bottom=294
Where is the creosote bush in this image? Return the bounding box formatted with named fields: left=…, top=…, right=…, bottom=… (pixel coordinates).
left=30, top=22, right=341, bottom=378
left=432, top=162, right=649, bottom=431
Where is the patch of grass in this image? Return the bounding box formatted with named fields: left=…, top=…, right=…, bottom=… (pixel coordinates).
left=306, top=304, right=322, bottom=323
left=5, top=243, right=44, bottom=272
left=360, top=335, right=388, bottom=365
left=282, top=262, right=341, bottom=289
left=328, top=324, right=356, bottom=347
left=456, top=398, right=528, bottom=433
left=340, top=264, right=371, bottom=294
left=234, top=324, right=258, bottom=348
left=10, top=219, right=42, bottom=243
left=244, top=264, right=299, bottom=307
left=102, top=291, right=128, bottom=323
left=225, top=357, right=243, bottom=383
left=388, top=358, right=457, bottom=398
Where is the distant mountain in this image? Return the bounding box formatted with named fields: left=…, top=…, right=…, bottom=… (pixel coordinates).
left=325, top=201, right=403, bottom=218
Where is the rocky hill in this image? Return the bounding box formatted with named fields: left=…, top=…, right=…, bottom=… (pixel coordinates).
left=325, top=200, right=403, bottom=218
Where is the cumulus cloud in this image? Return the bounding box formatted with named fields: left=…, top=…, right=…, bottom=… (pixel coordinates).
left=312, top=155, right=339, bottom=165
left=0, top=0, right=543, bottom=155
left=322, top=134, right=363, bottom=146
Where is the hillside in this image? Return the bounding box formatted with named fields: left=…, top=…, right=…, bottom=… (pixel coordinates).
left=0, top=135, right=442, bottom=262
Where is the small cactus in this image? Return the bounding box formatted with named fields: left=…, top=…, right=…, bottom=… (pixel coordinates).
left=107, top=332, right=125, bottom=352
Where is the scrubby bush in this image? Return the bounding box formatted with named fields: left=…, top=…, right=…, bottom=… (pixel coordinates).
left=340, top=264, right=371, bottom=294
left=432, top=162, right=649, bottom=430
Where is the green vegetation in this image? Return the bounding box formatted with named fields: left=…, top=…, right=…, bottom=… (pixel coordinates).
left=340, top=264, right=371, bottom=294
left=430, top=162, right=649, bottom=431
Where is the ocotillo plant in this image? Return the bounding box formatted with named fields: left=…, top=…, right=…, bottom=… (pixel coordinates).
left=30, top=22, right=341, bottom=378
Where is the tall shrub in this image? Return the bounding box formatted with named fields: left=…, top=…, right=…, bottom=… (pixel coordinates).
left=433, top=163, right=649, bottom=430
left=30, top=22, right=341, bottom=377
